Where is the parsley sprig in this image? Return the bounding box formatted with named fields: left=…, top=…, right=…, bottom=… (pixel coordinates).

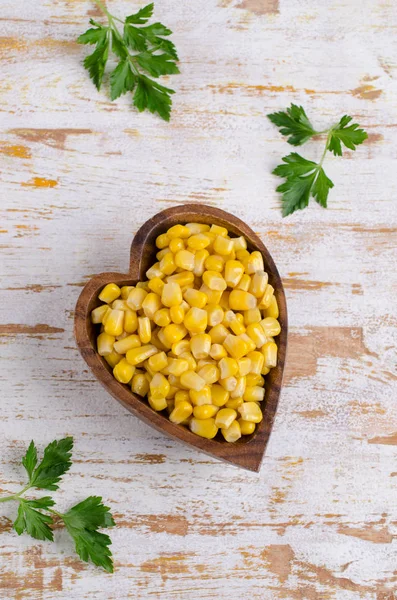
left=0, top=438, right=115, bottom=572
left=78, top=1, right=179, bottom=121
left=268, top=104, right=367, bottom=216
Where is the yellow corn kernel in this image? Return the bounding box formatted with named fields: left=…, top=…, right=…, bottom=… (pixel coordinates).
left=230, top=375, right=246, bottom=398
left=237, top=357, right=251, bottom=377
left=180, top=370, right=206, bottom=391
left=259, top=284, right=274, bottom=309
left=111, top=299, right=128, bottom=311
left=168, top=358, right=189, bottom=376
left=167, top=271, right=195, bottom=287
left=120, top=285, right=134, bottom=300
left=211, top=384, right=229, bottom=407
left=137, top=281, right=149, bottom=290
left=116, top=331, right=128, bottom=341
left=224, top=260, right=244, bottom=288
left=215, top=408, right=237, bottom=429
left=190, top=385, right=212, bottom=406
left=224, top=311, right=246, bottom=335
left=147, top=351, right=168, bottom=373
left=229, top=290, right=257, bottom=311
left=151, top=328, right=169, bottom=352
left=167, top=224, right=191, bottom=239
left=168, top=374, right=182, bottom=388
left=219, top=357, right=239, bottom=379
left=204, top=254, right=225, bottom=272
left=264, top=295, right=279, bottom=319
left=169, top=237, right=185, bottom=253
left=246, top=350, right=265, bottom=375
left=113, top=358, right=135, bottom=384
left=238, top=418, right=256, bottom=435
left=137, top=317, right=151, bottom=344
left=236, top=249, right=250, bottom=261
left=169, top=401, right=193, bottom=424
left=150, top=372, right=170, bottom=399
left=202, top=270, right=226, bottom=292
left=146, top=262, right=165, bottom=280
left=156, top=247, right=169, bottom=261
left=246, top=373, right=264, bottom=387
left=249, top=271, right=268, bottom=298
left=159, top=252, right=177, bottom=276
left=91, top=304, right=109, bottom=324
left=156, top=233, right=170, bottom=249
left=190, top=417, right=218, bottom=439
left=197, top=364, right=219, bottom=385
left=238, top=333, right=256, bottom=354
left=184, top=307, right=208, bottom=334
left=209, top=224, right=227, bottom=237
left=113, top=334, right=141, bottom=354
left=174, top=390, right=190, bottom=404
left=169, top=304, right=184, bottom=325
left=147, top=277, right=165, bottom=296
left=174, top=249, right=195, bottom=271
left=208, top=344, right=226, bottom=361
left=262, top=342, right=277, bottom=367
left=179, top=352, right=197, bottom=371
left=166, top=398, right=175, bottom=414
left=127, top=288, right=148, bottom=311
left=161, top=282, right=182, bottom=308
left=126, top=344, right=157, bottom=366
left=260, top=317, right=281, bottom=337
left=213, top=235, right=233, bottom=256
left=199, top=284, right=223, bottom=305
left=217, top=292, right=228, bottom=310
left=186, top=223, right=210, bottom=235
left=233, top=236, right=247, bottom=251
left=97, top=332, right=116, bottom=356
left=187, top=233, right=211, bottom=250
left=206, top=304, right=224, bottom=327
left=238, top=402, right=263, bottom=423
left=189, top=333, right=211, bottom=359
left=166, top=383, right=177, bottom=399
left=244, top=386, right=265, bottom=402
left=193, top=404, right=218, bottom=419
left=261, top=365, right=270, bottom=376
left=141, top=293, right=160, bottom=319
left=171, top=339, right=190, bottom=356
left=246, top=251, right=264, bottom=274
left=207, top=324, right=228, bottom=345
left=161, top=323, right=187, bottom=347
left=153, top=308, right=170, bottom=327
left=191, top=250, right=208, bottom=278
left=104, top=349, right=122, bottom=368
left=220, top=376, right=237, bottom=392
left=130, top=373, right=150, bottom=396
left=225, top=396, right=244, bottom=410
left=104, top=309, right=124, bottom=336
left=236, top=274, right=251, bottom=291
left=99, top=283, right=121, bottom=304
left=221, top=420, right=241, bottom=443
left=244, top=308, right=262, bottom=326
left=184, top=288, right=208, bottom=309
left=196, top=358, right=214, bottom=369
left=246, top=323, right=267, bottom=349
left=223, top=334, right=249, bottom=360
left=148, top=395, right=168, bottom=411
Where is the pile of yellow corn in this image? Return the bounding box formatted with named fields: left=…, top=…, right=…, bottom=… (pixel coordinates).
left=92, top=223, right=281, bottom=443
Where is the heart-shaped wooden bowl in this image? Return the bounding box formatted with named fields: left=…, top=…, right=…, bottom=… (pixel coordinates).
left=74, top=204, right=287, bottom=472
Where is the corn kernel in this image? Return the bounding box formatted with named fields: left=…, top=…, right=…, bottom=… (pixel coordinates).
left=224, top=260, right=244, bottom=288
left=170, top=401, right=193, bottom=424
left=91, top=304, right=109, bottom=324
left=156, top=247, right=169, bottom=261
left=190, top=418, right=218, bottom=439
left=186, top=223, right=210, bottom=234
left=99, top=283, right=121, bottom=304
left=230, top=375, right=246, bottom=398
left=249, top=271, right=269, bottom=298
left=146, top=262, right=165, bottom=280
left=221, top=420, right=241, bottom=442
left=238, top=418, right=256, bottom=435
left=152, top=308, right=170, bottom=327
left=197, top=364, right=219, bottom=385
left=199, top=284, right=223, bottom=305
left=121, top=285, right=134, bottom=300
left=167, top=224, right=191, bottom=239
left=261, top=365, right=270, bottom=376
left=97, top=332, right=115, bottom=356
left=104, top=309, right=124, bottom=336
left=259, top=284, right=274, bottom=309
left=148, top=395, right=168, bottom=411
left=113, top=358, right=135, bottom=384
left=246, top=351, right=265, bottom=375
left=220, top=376, right=237, bottom=392
left=127, top=288, right=148, bottom=311
left=184, top=307, right=208, bottom=334
left=168, top=304, right=184, bottom=325
left=215, top=408, right=237, bottom=429
left=131, top=373, right=150, bottom=396
left=260, top=317, right=281, bottom=337
left=244, top=385, right=265, bottom=402
left=114, top=334, right=141, bottom=354
left=233, top=236, right=247, bottom=251
left=208, top=343, right=227, bottom=360
left=187, top=233, right=211, bottom=250
left=211, top=384, right=229, bottom=406
left=238, top=333, right=256, bottom=354
left=237, top=357, right=251, bottom=376
left=193, top=404, right=218, bottom=419
left=137, top=281, right=149, bottom=290
left=202, top=270, right=226, bottom=292
left=171, top=339, right=190, bottom=356
left=244, top=308, right=262, bottom=326
left=174, top=249, right=195, bottom=271
left=206, top=304, right=224, bottom=327
left=236, top=249, right=250, bottom=262
left=224, top=311, right=246, bottom=335
left=246, top=373, right=264, bottom=387
left=229, top=290, right=257, bottom=311
left=162, top=323, right=187, bottom=347
left=246, top=251, right=264, bottom=274
left=156, top=233, right=170, bottom=249
left=219, top=357, right=239, bottom=379
left=211, top=235, right=232, bottom=256
left=167, top=271, right=195, bottom=287
left=140, top=293, right=160, bottom=319
left=150, top=372, right=170, bottom=399
left=168, top=358, right=189, bottom=376
left=236, top=274, right=251, bottom=291
left=204, top=254, right=224, bottom=272
left=137, top=317, right=151, bottom=344
left=223, top=334, right=249, bottom=360
left=210, top=224, right=228, bottom=237
left=111, top=299, right=128, bottom=311
left=246, top=323, right=267, bottom=349
left=159, top=252, right=177, bottom=276
left=148, top=277, right=165, bottom=296
left=126, top=344, right=157, bottom=366
left=147, top=351, right=168, bottom=373
left=174, top=390, right=190, bottom=404
left=190, top=385, right=212, bottom=407
left=262, top=342, right=277, bottom=367
left=207, top=324, right=227, bottom=345
left=238, top=402, right=263, bottom=423
left=184, top=288, right=208, bottom=309
left=169, top=237, right=185, bottom=253
left=180, top=370, right=206, bottom=391
left=225, top=396, right=244, bottom=410
left=168, top=374, right=182, bottom=388
left=193, top=249, right=210, bottom=277
left=264, top=295, right=279, bottom=319
left=190, top=333, right=211, bottom=359
left=104, top=349, right=122, bottom=368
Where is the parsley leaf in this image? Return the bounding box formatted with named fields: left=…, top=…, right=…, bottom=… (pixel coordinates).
left=134, top=75, right=174, bottom=121
left=14, top=499, right=54, bottom=541
left=22, top=441, right=37, bottom=481
left=328, top=115, right=368, bottom=156
left=267, top=104, right=317, bottom=146
left=29, top=437, right=73, bottom=491
left=126, top=3, right=154, bottom=24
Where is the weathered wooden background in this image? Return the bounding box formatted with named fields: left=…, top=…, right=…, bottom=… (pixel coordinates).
left=1, top=0, right=396, bottom=598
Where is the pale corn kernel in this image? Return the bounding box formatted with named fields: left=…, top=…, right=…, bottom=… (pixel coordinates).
left=193, top=404, right=218, bottom=419
left=171, top=340, right=190, bottom=356
left=91, top=305, right=109, bottom=324
left=202, top=270, right=227, bottom=291
left=184, top=307, right=208, bottom=334
left=219, top=376, right=237, bottom=392
left=105, top=349, right=122, bottom=368
left=209, top=343, right=227, bottom=360
left=263, top=342, right=278, bottom=367
left=219, top=357, right=239, bottom=379
left=249, top=271, right=269, bottom=298
left=237, top=357, right=251, bottom=376
left=168, top=374, right=182, bottom=388
left=127, top=288, right=148, bottom=310
left=141, top=293, right=161, bottom=319
left=116, top=331, right=128, bottom=341
left=225, top=396, right=244, bottom=410
left=180, top=370, right=206, bottom=391
left=238, top=402, right=263, bottom=423
left=233, top=236, right=247, bottom=251
left=153, top=308, right=171, bottom=327
left=162, top=323, right=187, bottom=347
left=186, top=222, right=210, bottom=234
left=224, top=260, right=244, bottom=288
left=169, top=401, right=193, bottom=424
left=169, top=304, right=185, bottom=324
left=121, top=285, right=134, bottom=300
left=161, top=282, right=183, bottom=308
left=244, top=308, right=262, bottom=325
left=168, top=358, right=189, bottom=376
left=184, top=288, right=208, bottom=309
left=104, top=309, right=124, bottom=336
left=204, top=254, right=225, bottom=272
left=244, top=386, right=265, bottom=402
left=169, top=237, right=185, bottom=253
left=126, top=344, right=157, bottom=366
left=138, top=317, right=151, bottom=344
left=187, top=233, right=211, bottom=250
left=146, top=262, right=165, bottom=280
left=190, top=418, right=218, bottom=439
left=113, top=358, right=135, bottom=384
left=190, top=387, right=213, bottom=409
left=148, top=351, right=168, bottom=373
left=196, top=358, right=214, bottom=369
left=246, top=351, right=265, bottom=375
left=148, top=395, right=168, bottom=411
left=224, top=311, right=246, bottom=335
left=174, top=390, right=190, bottom=404
left=211, top=384, right=229, bottom=407
left=179, top=352, right=197, bottom=371
left=190, top=333, right=211, bottom=359
left=150, top=373, right=170, bottom=399
left=159, top=252, right=177, bottom=276
left=167, top=271, right=195, bottom=287
left=238, top=333, right=256, bottom=354
left=264, top=295, right=279, bottom=319
left=259, top=284, right=274, bottom=309
left=114, top=334, right=141, bottom=354
left=197, top=364, right=219, bottom=385
left=238, top=418, right=256, bottom=435
left=236, top=274, right=251, bottom=291
left=167, top=224, right=191, bottom=239
left=246, top=251, right=264, bottom=274
left=215, top=408, right=237, bottom=429
left=246, top=323, right=267, bottom=349
left=230, top=376, right=246, bottom=398
left=156, top=247, right=169, bottom=261
left=174, top=249, right=195, bottom=271
left=148, top=277, right=165, bottom=296
left=223, top=334, right=249, bottom=360
left=221, top=420, right=242, bottom=443
left=156, top=233, right=170, bottom=249
left=208, top=324, right=229, bottom=344
left=260, top=317, right=281, bottom=337
left=111, top=299, right=128, bottom=311
left=99, top=283, right=121, bottom=304
left=206, top=304, right=224, bottom=327
left=199, top=284, right=223, bottom=305
left=246, top=374, right=265, bottom=387
left=193, top=249, right=210, bottom=277
left=229, top=290, right=257, bottom=311
left=213, top=235, right=233, bottom=256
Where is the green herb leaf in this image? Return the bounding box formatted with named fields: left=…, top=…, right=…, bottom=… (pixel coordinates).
left=126, top=3, right=154, bottom=24
left=110, top=60, right=136, bottom=100
left=311, top=167, right=334, bottom=208
left=22, top=441, right=37, bottom=481
left=77, top=22, right=108, bottom=46
left=30, top=437, right=73, bottom=491
left=133, top=75, right=174, bottom=121
left=83, top=34, right=110, bottom=90
left=136, top=52, right=180, bottom=78
left=123, top=24, right=148, bottom=52
left=14, top=500, right=54, bottom=541
left=267, top=104, right=317, bottom=146
left=328, top=115, right=368, bottom=156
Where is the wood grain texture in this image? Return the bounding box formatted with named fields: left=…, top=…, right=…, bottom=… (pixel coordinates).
left=0, top=0, right=396, bottom=598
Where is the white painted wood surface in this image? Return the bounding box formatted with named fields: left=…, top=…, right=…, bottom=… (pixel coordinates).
left=1, top=0, right=396, bottom=598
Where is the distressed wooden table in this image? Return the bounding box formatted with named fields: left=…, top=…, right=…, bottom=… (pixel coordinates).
left=1, top=0, right=396, bottom=598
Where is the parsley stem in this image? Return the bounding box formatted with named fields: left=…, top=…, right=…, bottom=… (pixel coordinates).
left=0, top=483, right=31, bottom=503
left=47, top=508, right=63, bottom=518
left=0, top=494, right=17, bottom=503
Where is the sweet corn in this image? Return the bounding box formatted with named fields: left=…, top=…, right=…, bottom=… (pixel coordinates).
left=264, top=295, right=279, bottom=319
left=159, top=252, right=177, bottom=276
left=262, top=342, right=278, bottom=367
left=219, top=357, right=238, bottom=379
left=112, top=299, right=128, bottom=311
left=193, top=404, right=218, bottom=419
left=221, top=420, right=241, bottom=442
left=190, top=418, right=218, bottom=439
left=91, top=304, right=109, bottom=324
left=127, top=288, right=148, bottom=311
left=104, top=309, right=124, bottom=336
left=238, top=402, right=263, bottom=423
left=162, top=323, right=187, bottom=347
left=197, top=364, right=219, bottom=385
left=184, top=307, right=208, bottom=334
left=244, top=385, right=265, bottom=402
left=97, top=332, right=116, bottom=356
left=169, top=237, right=185, bottom=253
left=209, top=343, right=227, bottom=360
left=210, top=384, right=229, bottom=407
left=260, top=317, right=281, bottom=337
left=259, top=284, right=274, bottom=309
left=236, top=274, right=251, bottom=291
left=213, top=235, right=233, bottom=255
left=225, top=396, right=244, bottom=410
left=104, top=349, right=122, bottom=368
left=244, top=308, right=262, bottom=325
left=114, top=334, right=141, bottom=354
left=167, top=271, right=195, bottom=287
left=238, top=333, right=256, bottom=354
left=246, top=351, right=265, bottom=375
left=156, top=247, right=169, bottom=261
left=153, top=308, right=171, bottom=327
left=193, top=249, right=210, bottom=277
left=233, top=236, right=247, bottom=251
left=150, top=373, right=170, bottom=399
left=156, top=233, right=170, bottom=249
left=161, top=282, right=182, bottom=308
left=224, top=260, right=244, bottom=288
left=230, top=376, right=246, bottom=398
left=168, top=358, right=189, bottom=376
left=229, top=290, right=257, bottom=311
left=220, top=376, right=237, bottom=392
left=215, top=408, right=237, bottom=429
left=210, top=224, right=227, bottom=237
left=190, top=333, right=211, bottom=359
left=206, top=304, right=224, bottom=327
left=168, top=374, right=182, bottom=388
left=186, top=233, right=210, bottom=250
left=224, top=311, right=246, bottom=335
left=169, top=401, right=193, bottom=424
left=180, top=370, right=206, bottom=391
left=223, top=334, right=249, bottom=360
left=126, top=344, right=157, bottom=366
left=184, top=288, right=208, bottom=309
left=174, top=249, right=195, bottom=271
left=174, top=390, right=190, bottom=404
left=207, top=324, right=228, bottom=344
left=113, top=358, right=135, bottom=384
left=171, top=339, right=190, bottom=356
left=186, top=223, right=210, bottom=234
left=148, top=395, right=168, bottom=411
left=237, top=357, right=251, bottom=376
left=147, top=277, right=164, bottom=296
left=205, top=254, right=224, bottom=272
left=203, top=271, right=227, bottom=291
left=138, top=317, right=151, bottom=344
left=167, top=224, right=191, bottom=239
left=246, top=373, right=264, bottom=387
left=169, top=304, right=184, bottom=324
left=246, top=323, right=267, bottom=348
left=199, top=284, right=223, bottom=305
left=99, top=283, right=121, bottom=304
left=179, top=352, right=197, bottom=371
left=148, top=351, right=168, bottom=373
left=146, top=262, right=165, bottom=280
left=246, top=251, right=264, bottom=274
left=121, top=285, right=134, bottom=300
left=130, top=372, right=150, bottom=396
left=238, top=418, right=256, bottom=435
